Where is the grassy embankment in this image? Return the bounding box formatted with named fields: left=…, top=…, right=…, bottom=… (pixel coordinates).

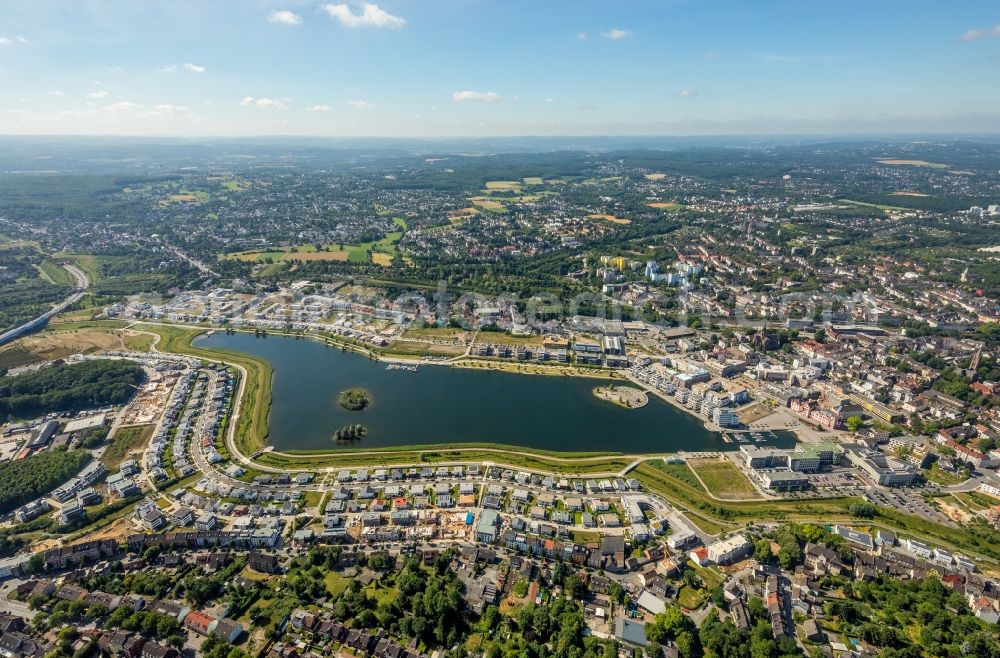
left=37, top=261, right=75, bottom=287
left=256, top=444, right=630, bottom=474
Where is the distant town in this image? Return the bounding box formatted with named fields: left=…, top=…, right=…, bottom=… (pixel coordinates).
left=1, top=138, right=999, bottom=658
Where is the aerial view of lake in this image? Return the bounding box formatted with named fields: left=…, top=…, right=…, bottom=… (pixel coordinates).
left=196, top=332, right=796, bottom=453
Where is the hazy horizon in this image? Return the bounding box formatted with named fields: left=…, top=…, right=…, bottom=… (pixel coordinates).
left=2, top=1, right=999, bottom=137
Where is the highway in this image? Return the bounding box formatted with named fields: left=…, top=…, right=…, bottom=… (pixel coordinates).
left=0, top=263, right=90, bottom=346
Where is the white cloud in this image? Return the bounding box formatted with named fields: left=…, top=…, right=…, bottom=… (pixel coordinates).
left=86, top=90, right=108, bottom=99
left=323, top=3, right=405, bottom=29
left=601, top=28, right=630, bottom=40
left=268, top=10, right=302, bottom=26
left=49, top=90, right=65, bottom=97
left=959, top=24, right=1000, bottom=41
left=452, top=90, right=501, bottom=103
left=0, top=35, right=27, bottom=46
left=544, top=97, right=557, bottom=104
left=239, top=96, right=287, bottom=109
left=103, top=101, right=143, bottom=114
left=136, top=104, right=193, bottom=119
left=704, top=50, right=718, bottom=60
left=307, top=105, right=331, bottom=112
left=576, top=32, right=588, bottom=41
left=674, top=89, right=696, bottom=97
left=346, top=100, right=374, bottom=110
left=147, top=104, right=189, bottom=115
left=160, top=63, right=206, bottom=74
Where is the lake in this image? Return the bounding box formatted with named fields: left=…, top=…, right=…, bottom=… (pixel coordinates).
left=196, top=332, right=796, bottom=453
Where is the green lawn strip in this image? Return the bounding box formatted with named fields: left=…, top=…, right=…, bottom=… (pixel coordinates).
left=686, top=459, right=760, bottom=498
left=256, top=444, right=627, bottom=473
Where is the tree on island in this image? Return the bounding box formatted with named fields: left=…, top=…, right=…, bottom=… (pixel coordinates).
left=332, top=424, right=367, bottom=442
left=338, top=388, right=371, bottom=411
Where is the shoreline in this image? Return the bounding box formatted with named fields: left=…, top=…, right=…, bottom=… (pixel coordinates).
left=41, top=320, right=796, bottom=461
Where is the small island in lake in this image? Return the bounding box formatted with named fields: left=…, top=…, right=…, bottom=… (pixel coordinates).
left=592, top=384, right=648, bottom=409
left=332, top=424, right=368, bottom=443
left=338, top=388, right=372, bottom=411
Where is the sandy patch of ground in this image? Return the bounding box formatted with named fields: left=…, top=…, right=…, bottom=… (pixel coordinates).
left=875, top=159, right=947, bottom=168
left=588, top=213, right=631, bottom=225
left=80, top=515, right=135, bottom=543
left=6, top=328, right=125, bottom=362
left=31, top=538, right=62, bottom=553
left=644, top=173, right=667, bottom=180
left=736, top=402, right=775, bottom=425
left=890, top=191, right=931, bottom=197
left=938, top=501, right=972, bottom=523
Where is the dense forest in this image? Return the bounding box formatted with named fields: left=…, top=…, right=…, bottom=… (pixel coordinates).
left=0, top=360, right=144, bottom=419
left=0, top=449, right=91, bottom=514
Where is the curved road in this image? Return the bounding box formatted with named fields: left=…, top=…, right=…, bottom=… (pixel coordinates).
left=0, top=263, right=90, bottom=346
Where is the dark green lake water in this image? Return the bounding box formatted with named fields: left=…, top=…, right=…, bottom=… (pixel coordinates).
left=197, top=332, right=796, bottom=453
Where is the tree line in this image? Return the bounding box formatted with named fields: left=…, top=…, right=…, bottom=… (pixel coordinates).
left=0, top=359, right=144, bottom=418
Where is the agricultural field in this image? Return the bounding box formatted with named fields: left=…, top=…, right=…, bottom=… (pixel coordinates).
left=469, top=197, right=507, bottom=213
left=484, top=180, right=522, bottom=192
left=647, top=202, right=684, bottom=210
left=158, top=190, right=211, bottom=205
left=522, top=176, right=544, bottom=185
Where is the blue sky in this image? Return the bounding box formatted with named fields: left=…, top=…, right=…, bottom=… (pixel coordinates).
left=1, top=0, right=999, bottom=136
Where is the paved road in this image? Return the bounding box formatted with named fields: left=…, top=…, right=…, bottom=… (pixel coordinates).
left=0, top=581, right=37, bottom=620
left=0, top=263, right=90, bottom=346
